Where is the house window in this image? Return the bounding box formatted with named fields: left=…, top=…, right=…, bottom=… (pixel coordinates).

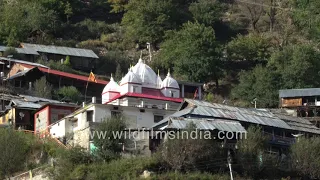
left=154, top=115, right=164, bottom=123
left=132, top=86, right=138, bottom=93
left=170, top=91, right=175, bottom=98
left=111, top=111, right=121, bottom=118
left=87, top=111, right=93, bottom=122
left=72, top=119, right=78, bottom=128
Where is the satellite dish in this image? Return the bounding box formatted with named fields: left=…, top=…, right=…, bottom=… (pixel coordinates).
left=19, top=112, right=25, bottom=120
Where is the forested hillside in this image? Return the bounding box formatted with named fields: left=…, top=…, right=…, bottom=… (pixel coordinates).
left=0, top=0, right=319, bottom=108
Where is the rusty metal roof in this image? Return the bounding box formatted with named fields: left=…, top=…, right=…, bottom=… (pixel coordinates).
left=21, top=43, right=99, bottom=58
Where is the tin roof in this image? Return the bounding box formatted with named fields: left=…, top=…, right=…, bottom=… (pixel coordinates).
left=0, top=46, right=39, bottom=55
left=270, top=110, right=320, bottom=134
left=165, top=117, right=246, bottom=132
left=0, top=57, right=49, bottom=68
left=279, top=88, right=320, bottom=98
left=11, top=99, right=42, bottom=109
left=184, top=99, right=292, bottom=130
left=21, top=43, right=99, bottom=59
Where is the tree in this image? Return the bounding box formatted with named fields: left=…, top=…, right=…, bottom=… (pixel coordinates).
left=291, top=0, right=320, bottom=41
left=114, top=63, right=122, bottom=82
left=161, top=123, right=223, bottom=172
left=47, top=147, right=93, bottom=180
left=226, top=33, right=272, bottom=62
left=231, top=65, right=280, bottom=108
left=92, top=116, right=127, bottom=162
left=56, top=86, right=82, bottom=103
left=34, top=76, right=53, bottom=99
left=2, top=47, right=23, bottom=59
left=159, top=22, right=222, bottom=86
left=0, top=0, right=56, bottom=45
left=236, top=126, right=268, bottom=178
left=268, top=44, right=320, bottom=89
left=121, top=0, right=188, bottom=46
left=0, top=129, right=30, bottom=178
left=291, top=137, right=320, bottom=179
left=232, top=0, right=264, bottom=32
left=63, top=56, right=71, bottom=66
left=189, top=0, right=226, bottom=27
left=108, top=0, right=129, bottom=13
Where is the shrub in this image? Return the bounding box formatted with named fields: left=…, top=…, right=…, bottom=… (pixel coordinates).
left=291, top=137, right=320, bottom=179
left=160, top=123, right=225, bottom=172
left=63, top=56, right=71, bottom=66
left=236, top=126, right=269, bottom=178
left=86, top=156, right=162, bottom=179
left=151, top=172, right=230, bottom=180
left=46, top=147, right=93, bottom=180
left=34, top=76, right=52, bottom=99
left=92, top=116, right=127, bottom=162
left=56, top=86, right=82, bottom=103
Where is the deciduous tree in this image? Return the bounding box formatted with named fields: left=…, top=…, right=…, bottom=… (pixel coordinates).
left=159, top=22, right=222, bottom=85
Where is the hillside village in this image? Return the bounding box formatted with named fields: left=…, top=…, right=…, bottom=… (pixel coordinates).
left=1, top=0, right=320, bottom=179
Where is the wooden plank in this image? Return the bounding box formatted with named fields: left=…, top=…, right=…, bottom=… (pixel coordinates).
left=281, top=98, right=302, bottom=107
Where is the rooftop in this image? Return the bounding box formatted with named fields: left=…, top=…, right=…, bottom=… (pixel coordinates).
left=279, top=88, right=320, bottom=98
left=20, top=43, right=99, bottom=59
left=153, top=99, right=320, bottom=135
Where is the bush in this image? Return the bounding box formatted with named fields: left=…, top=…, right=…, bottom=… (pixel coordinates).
left=46, top=147, right=93, bottom=180
left=92, top=116, right=127, bottom=162
left=56, top=86, right=82, bottom=103
left=236, top=126, right=270, bottom=178
left=34, top=76, right=52, bottom=99
left=151, top=172, right=230, bottom=180
left=291, top=137, right=320, bottom=179
left=86, top=156, right=162, bottom=179
left=0, top=129, right=30, bottom=178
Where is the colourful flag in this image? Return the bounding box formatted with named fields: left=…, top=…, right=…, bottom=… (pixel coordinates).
left=88, top=72, right=97, bottom=83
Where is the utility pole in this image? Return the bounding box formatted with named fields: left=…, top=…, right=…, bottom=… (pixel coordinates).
left=228, top=150, right=234, bottom=180
left=252, top=98, right=257, bottom=109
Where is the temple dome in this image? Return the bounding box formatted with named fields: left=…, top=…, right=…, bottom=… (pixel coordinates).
left=132, top=58, right=157, bottom=87
left=161, top=72, right=179, bottom=89
left=120, top=67, right=142, bottom=85
left=102, top=76, right=119, bottom=93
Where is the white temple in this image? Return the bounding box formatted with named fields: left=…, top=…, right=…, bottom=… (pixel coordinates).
left=102, top=58, right=181, bottom=108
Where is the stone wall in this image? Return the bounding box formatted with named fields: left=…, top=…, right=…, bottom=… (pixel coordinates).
left=73, top=127, right=91, bottom=150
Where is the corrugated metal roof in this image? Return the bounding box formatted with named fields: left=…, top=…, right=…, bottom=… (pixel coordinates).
left=16, top=48, right=39, bottom=55
left=6, top=69, right=34, bottom=80
left=185, top=99, right=292, bottom=130
left=0, top=57, right=49, bottom=68
left=21, top=43, right=99, bottom=59
left=20, top=95, right=61, bottom=103
left=0, top=46, right=39, bottom=55
left=0, top=46, right=7, bottom=51
left=165, top=117, right=246, bottom=132
left=279, top=88, right=320, bottom=98
left=12, top=99, right=42, bottom=109
left=152, top=107, right=194, bottom=128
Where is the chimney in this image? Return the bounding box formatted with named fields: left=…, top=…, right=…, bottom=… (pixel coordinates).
left=92, top=97, right=96, bottom=104
left=82, top=102, right=85, bottom=107
left=165, top=103, right=169, bottom=110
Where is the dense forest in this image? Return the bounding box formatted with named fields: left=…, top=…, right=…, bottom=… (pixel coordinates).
left=0, top=0, right=319, bottom=108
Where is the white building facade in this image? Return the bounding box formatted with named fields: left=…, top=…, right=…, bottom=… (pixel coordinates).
left=49, top=58, right=183, bottom=154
